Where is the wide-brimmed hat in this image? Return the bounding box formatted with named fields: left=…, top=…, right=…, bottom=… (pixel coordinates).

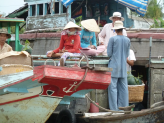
left=63, top=21, right=82, bottom=31
left=0, top=28, right=11, bottom=38
left=81, top=19, right=100, bottom=32
left=112, top=21, right=125, bottom=30
left=109, top=12, right=124, bottom=21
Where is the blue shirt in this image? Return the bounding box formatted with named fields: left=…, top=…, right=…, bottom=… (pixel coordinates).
left=80, top=29, right=97, bottom=48
left=107, top=35, right=130, bottom=78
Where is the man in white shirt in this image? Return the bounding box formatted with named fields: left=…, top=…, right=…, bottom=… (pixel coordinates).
left=127, top=49, right=136, bottom=72
left=98, top=12, right=127, bottom=55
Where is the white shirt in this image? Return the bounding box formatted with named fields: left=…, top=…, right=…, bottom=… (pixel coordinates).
left=98, top=23, right=127, bottom=55
left=127, top=49, right=136, bottom=72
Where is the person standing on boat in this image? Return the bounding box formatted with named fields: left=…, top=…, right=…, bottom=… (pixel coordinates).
left=47, top=21, right=82, bottom=66
left=107, top=21, right=130, bottom=111
left=0, top=28, right=12, bottom=54
left=98, top=12, right=127, bottom=56
left=80, top=19, right=105, bottom=56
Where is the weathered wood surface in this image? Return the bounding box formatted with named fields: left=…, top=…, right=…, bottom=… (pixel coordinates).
left=26, top=14, right=68, bottom=30
left=150, top=69, right=164, bottom=107
left=130, top=38, right=164, bottom=58
left=77, top=105, right=164, bottom=123
left=0, top=95, right=62, bottom=123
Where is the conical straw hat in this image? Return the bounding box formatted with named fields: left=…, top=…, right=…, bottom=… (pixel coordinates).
left=81, top=19, right=100, bottom=32
left=63, top=21, right=82, bottom=31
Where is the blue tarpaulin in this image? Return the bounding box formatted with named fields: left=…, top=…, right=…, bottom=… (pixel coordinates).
left=115, top=0, right=148, bottom=16
left=60, top=0, right=74, bottom=7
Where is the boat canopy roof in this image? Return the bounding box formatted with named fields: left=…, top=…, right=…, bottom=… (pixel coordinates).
left=0, top=18, right=24, bottom=27
left=62, top=0, right=148, bottom=16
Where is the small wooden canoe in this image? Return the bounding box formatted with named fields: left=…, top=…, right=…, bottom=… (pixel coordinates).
left=77, top=101, right=164, bottom=123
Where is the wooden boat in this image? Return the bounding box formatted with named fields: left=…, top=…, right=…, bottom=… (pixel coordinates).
left=77, top=101, right=164, bottom=123
left=0, top=65, right=111, bottom=123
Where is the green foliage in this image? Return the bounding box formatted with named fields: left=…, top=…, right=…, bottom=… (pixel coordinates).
left=159, top=18, right=164, bottom=27
left=145, top=0, right=164, bottom=19
left=75, top=16, right=82, bottom=26
left=22, top=40, right=31, bottom=51
left=11, top=25, right=25, bottom=34
left=151, top=18, right=164, bottom=28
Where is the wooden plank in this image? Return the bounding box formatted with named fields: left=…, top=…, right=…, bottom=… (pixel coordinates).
left=150, top=69, right=164, bottom=106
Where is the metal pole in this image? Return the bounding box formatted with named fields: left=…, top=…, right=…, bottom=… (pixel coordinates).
left=15, top=22, right=19, bottom=51
left=147, top=37, right=152, bottom=108
left=7, top=22, right=11, bottom=44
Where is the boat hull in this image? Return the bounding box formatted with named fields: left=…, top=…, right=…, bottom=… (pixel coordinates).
left=0, top=96, right=62, bottom=123
left=33, top=65, right=111, bottom=96
left=77, top=105, right=164, bottom=123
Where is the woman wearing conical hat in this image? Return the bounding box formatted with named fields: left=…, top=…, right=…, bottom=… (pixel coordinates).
left=80, top=19, right=105, bottom=56
left=0, top=28, right=13, bottom=54
left=47, top=21, right=82, bottom=66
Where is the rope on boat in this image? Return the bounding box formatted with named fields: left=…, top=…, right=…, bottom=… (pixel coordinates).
left=86, top=95, right=132, bottom=115
left=73, top=50, right=90, bottom=91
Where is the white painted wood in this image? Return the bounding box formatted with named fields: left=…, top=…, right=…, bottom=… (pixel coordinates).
left=0, top=70, right=33, bottom=88
left=0, top=86, right=41, bottom=104
left=0, top=96, right=62, bottom=123
left=84, top=112, right=124, bottom=117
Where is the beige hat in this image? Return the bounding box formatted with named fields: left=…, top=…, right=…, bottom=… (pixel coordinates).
left=109, top=12, right=124, bottom=21
left=0, top=28, right=11, bottom=39
left=63, top=21, right=82, bottom=31
left=112, top=21, right=125, bottom=30
left=81, top=19, right=100, bottom=32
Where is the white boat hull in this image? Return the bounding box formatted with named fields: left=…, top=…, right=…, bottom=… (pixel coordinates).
left=0, top=96, right=62, bottom=123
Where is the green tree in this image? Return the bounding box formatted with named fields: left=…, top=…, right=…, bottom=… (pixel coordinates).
left=10, top=22, right=26, bottom=34
left=151, top=18, right=164, bottom=28
left=145, top=0, right=164, bottom=19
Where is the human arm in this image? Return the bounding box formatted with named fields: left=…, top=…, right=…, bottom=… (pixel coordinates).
left=107, top=37, right=113, bottom=57
left=91, top=32, right=97, bottom=47
left=80, top=30, right=87, bottom=48
left=123, top=29, right=127, bottom=36
left=53, top=35, right=65, bottom=53
left=98, top=25, right=106, bottom=45
left=127, top=59, right=134, bottom=66
left=127, top=49, right=136, bottom=66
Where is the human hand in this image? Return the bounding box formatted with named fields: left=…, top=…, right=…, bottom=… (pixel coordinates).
left=47, top=51, right=54, bottom=57
left=99, top=42, right=104, bottom=45
left=62, top=49, right=68, bottom=52
left=88, top=45, right=96, bottom=49
left=59, top=49, right=63, bottom=53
